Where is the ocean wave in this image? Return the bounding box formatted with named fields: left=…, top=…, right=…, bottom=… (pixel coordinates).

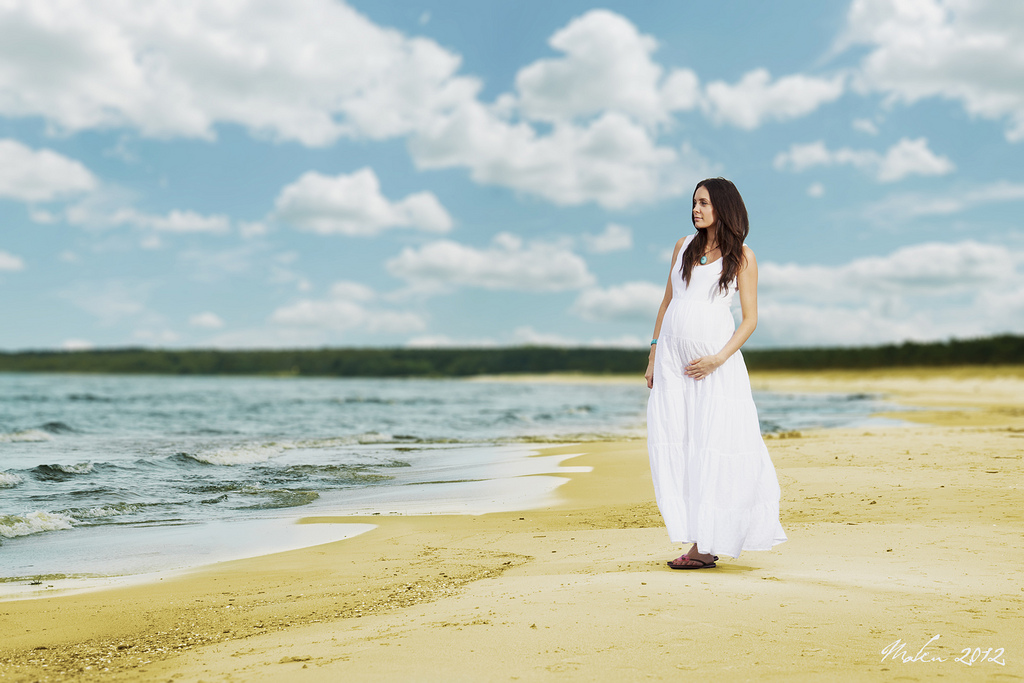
left=0, top=504, right=140, bottom=540
left=355, top=432, right=433, bottom=444
left=0, top=471, right=25, bottom=488
left=331, top=396, right=443, bottom=406
left=236, top=488, right=320, bottom=510
left=31, top=462, right=95, bottom=480
left=257, top=462, right=400, bottom=485
left=185, top=444, right=285, bottom=466
left=182, top=433, right=432, bottom=467
left=0, top=429, right=53, bottom=443
left=40, top=421, right=77, bottom=434
left=64, top=503, right=142, bottom=520
left=0, top=511, right=75, bottom=539
left=67, top=393, right=114, bottom=402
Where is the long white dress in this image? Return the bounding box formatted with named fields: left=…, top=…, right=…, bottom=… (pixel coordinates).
left=647, top=236, right=787, bottom=558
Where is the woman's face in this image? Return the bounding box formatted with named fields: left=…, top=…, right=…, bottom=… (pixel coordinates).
left=692, top=186, right=715, bottom=229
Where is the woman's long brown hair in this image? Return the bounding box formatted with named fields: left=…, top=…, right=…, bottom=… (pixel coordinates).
left=680, top=177, right=749, bottom=294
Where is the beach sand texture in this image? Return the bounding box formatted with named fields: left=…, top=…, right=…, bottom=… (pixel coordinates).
left=2, top=369, right=1022, bottom=682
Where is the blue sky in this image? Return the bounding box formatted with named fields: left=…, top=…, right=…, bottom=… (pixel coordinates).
left=1, top=0, right=1022, bottom=351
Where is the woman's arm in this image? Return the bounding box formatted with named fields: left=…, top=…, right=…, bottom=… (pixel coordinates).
left=684, top=245, right=758, bottom=380
left=645, top=237, right=687, bottom=389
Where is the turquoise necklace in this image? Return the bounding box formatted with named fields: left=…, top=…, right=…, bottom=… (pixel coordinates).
left=699, top=241, right=718, bottom=265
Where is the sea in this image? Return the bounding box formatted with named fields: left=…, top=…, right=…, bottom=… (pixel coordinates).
left=0, top=373, right=904, bottom=589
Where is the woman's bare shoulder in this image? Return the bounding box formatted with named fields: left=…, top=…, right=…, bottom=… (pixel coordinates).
left=740, top=244, right=758, bottom=270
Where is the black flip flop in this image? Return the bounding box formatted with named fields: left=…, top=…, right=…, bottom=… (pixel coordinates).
left=667, top=555, right=718, bottom=570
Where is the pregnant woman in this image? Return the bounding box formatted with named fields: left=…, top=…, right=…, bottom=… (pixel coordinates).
left=645, top=177, right=787, bottom=570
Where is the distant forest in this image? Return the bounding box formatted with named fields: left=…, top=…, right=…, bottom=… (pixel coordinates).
left=0, top=334, right=1022, bottom=377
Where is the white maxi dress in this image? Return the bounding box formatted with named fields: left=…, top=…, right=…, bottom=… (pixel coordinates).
left=647, top=236, right=787, bottom=558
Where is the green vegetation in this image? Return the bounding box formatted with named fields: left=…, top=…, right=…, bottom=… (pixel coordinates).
left=742, top=334, right=1024, bottom=370
left=0, top=334, right=1021, bottom=377
left=0, top=347, right=644, bottom=377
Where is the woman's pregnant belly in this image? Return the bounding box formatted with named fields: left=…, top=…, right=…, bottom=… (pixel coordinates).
left=661, top=299, right=735, bottom=349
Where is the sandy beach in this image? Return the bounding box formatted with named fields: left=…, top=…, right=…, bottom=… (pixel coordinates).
left=2, top=369, right=1023, bottom=681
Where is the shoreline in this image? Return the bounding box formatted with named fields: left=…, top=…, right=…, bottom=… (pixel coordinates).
left=2, top=369, right=1022, bottom=681
left=0, top=444, right=594, bottom=598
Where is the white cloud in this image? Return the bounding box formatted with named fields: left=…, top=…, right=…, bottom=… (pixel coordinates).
left=756, top=240, right=1024, bottom=346
left=132, top=328, right=179, bottom=345
left=29, top=209, right=58, bottom=223
left=410, top=106, right=708, bottom=209
left=328, top=281, right=376, bottom=302
left=145, top=210, right=231, bottom=233
left=513, top=9, right=695, bottom=126
left=511, top=326, right=648, bottom=348
left=807, top=182, right=825, bottom=198
left=703, top=69, right=845, bottom=130
left=386, top=233, right=595, bottom=292
left=0, top=5, right=845, bottom=212
left=177, top=244, right=262, bottom=282
left=506, top=10, right=834, bottom=134
left=406, top=11, right=711, bottom=209
left=773, top=137, right=954, bottom=182
left=0, top=4, right=707, bottom=209
left=573, top=281, right=663, bottom=321
left=270, top=281, right=426, bottom=334
left=876, top=137, right=955, bottom=181
left=239, top=221, right=269, bottom=239
left=0, top=250, right=25, bottom=271
left=0, top=139, right=96, bottom=201
left=587, top=334, right=648, bottom=349
left=583, top=223, right=633, bottom=253
left=408, top=328, right=646, bottom=349
left=512, top=326, right=579, bottom=347
left=865, top=181, right=1024, bottom=222
left=661, top=70, right=701, bottom=113
left=0, top=0, right=477, bottom=146
left=842, top=0, right=1024, bottom=141
left=66, top=200, right=231, bottom=234
left=189, top=312, right=225, bottom=329
left=405, top=334, right=498, bottom=349
left=852, top=118, right=879, bottom=135
left=202, top=327, right=335, bottom=349
left=273, top=168, right=452, bottom=236
left=61, top=338, right=94, bottom=351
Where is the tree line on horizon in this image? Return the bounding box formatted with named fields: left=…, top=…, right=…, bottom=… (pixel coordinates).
left=0, top=334, right=1021, bottom=377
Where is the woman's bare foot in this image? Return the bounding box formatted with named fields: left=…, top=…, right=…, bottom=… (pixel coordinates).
left=684, top=543, right=716, bottom=564
left=666, top=544, right=719, bottom=569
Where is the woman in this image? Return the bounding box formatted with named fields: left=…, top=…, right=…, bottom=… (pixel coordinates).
left=645, top=177, right=786, bottom=570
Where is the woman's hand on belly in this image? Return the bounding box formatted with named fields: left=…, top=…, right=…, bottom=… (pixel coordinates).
left=684, top=353, right=723, bottom=381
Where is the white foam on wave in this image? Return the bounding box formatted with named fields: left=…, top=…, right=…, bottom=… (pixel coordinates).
left=71, top=505, right=140, bottom=520
left=188, top=433, right=402, bottom=466
left=293, top=435, right=358, bottom=449
left=189, top=443, right=284, bottom=466
left=0, top=429, right=53, bottom=443
left=0, top=511, right=75, bottom=539
left=51, top=462, right=94, bottom=474
left=356, top=432, right=393, bottom=444
left=0, top=472, right=24, bottom=488
left=185, top=433, right=430, bottom=467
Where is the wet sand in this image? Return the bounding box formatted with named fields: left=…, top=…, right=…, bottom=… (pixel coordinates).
left=2, top=368, right=1022, bottom=681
